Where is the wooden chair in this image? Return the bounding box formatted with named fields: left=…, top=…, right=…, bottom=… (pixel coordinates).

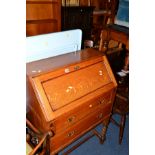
left=26, top=118, right=53, bottom=155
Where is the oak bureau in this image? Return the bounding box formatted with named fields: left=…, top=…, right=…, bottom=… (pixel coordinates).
left=26, top=48, right=117, bottom=154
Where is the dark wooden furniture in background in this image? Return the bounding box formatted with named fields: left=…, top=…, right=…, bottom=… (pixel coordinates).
left=26, top=0, right=61, bottom=36
left=99, top=25, right=129, bottom=70
left=26, top=48, right=117, bottom=154
left=111, top=76, right=129, bottom=144
left=61, top=6, right=94, bottom=46
left=92, top=0, right=118, bottom=26
left=99, top=23, right=129, bottom=145
left=91, top=0, right=118, bottom=46
left=79, top=0, right=91, bottom=6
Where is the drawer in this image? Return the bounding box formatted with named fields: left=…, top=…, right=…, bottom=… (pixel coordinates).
left=52, top=90, right=113, bottom=134
left=50, top=104, right=112, bottom=154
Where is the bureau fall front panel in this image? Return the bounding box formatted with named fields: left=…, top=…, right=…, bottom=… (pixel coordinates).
left=42, top=62, right=112, bottom=111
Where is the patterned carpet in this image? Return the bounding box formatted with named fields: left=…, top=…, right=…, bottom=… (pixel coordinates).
left=59, top=114, right=129, bottom=155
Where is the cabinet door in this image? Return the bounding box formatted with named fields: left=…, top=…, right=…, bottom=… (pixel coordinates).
left=26, top=0, right=61, bottom=36
left=62, top=6, right=94, bottom=42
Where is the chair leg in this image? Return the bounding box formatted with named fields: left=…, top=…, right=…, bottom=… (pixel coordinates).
left=119, top=115, right=126, bottom=144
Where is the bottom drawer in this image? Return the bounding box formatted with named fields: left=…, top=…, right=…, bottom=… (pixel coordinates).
left=50, top=104, right=112, bottom=154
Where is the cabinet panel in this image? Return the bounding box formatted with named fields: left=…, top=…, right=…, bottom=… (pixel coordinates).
left=26, top=3, right=59, bottom=20
left=26, top=21, right=58, bottom=36
left=61, top=6, right=94, bottom=44
left=26, top=0, right=61, bottom=36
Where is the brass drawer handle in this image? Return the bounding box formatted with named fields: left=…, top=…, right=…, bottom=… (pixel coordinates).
left=74, top=66, right=80, bottom=70
left=100, top=98, right=105, bottom=104
left=67, top=131, right=75, bottom=137
left=89, top=104, right=93, bottom=108
left=98, top=113, right=103, bottom=119
left=99, top=70, right=103, bottom=76
left=68, top=116, right=75, bottom=123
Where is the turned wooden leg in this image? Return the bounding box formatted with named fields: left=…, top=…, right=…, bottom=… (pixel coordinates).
left=103, top=41, right=109, bottom=53
left=99, top=38, right=108, bottom=53
left=100, top=125, right=107, bottom=144
left=100, top=117, right=110, bottom=144
left=124, top=39, right=129, bottom=71
left=119, top=115, right=126, bottom=144
left=123, top=50, right=129, bottom=71
left=45, top=133, right=51, bottom=155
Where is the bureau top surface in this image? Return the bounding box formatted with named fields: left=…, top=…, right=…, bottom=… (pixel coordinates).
left=26, top=48, right=103, bottom=76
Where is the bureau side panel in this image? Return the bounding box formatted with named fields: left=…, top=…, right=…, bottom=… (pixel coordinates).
left=26, top=76, right=50, bottom=132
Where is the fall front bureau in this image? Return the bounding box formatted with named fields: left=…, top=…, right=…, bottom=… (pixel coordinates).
left=26, top=48, right=117, bottom=154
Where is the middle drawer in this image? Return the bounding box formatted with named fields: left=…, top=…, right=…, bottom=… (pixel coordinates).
left=52, top=89, right=112, bottom=134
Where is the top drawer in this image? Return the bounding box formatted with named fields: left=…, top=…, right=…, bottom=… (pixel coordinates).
left=42, top=61, right=112, bottom=111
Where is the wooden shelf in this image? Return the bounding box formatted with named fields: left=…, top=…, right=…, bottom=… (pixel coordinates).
left=26, top=19, right=57, bottom=24
left=26, top=0, right=58, bottom=3
left=93, top=10, right=111, bottom=16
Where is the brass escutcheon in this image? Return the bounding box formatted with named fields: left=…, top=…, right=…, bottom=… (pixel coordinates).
left=68, top=116, right=75, bottom=123
left=67, top=131, right=75, bottom=137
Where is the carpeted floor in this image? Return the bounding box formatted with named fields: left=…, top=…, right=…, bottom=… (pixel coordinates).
left=59, top=114, right=129, bottom=155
